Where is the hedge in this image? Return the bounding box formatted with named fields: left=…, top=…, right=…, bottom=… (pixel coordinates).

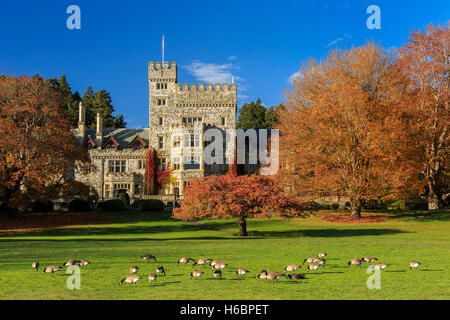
left=140, top=199, right=164, bottom=212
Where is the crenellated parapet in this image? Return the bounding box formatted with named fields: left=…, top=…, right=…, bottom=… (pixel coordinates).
left=175, top=82, right=237, bottom=107
left=148, top=61, right=177, bottom=82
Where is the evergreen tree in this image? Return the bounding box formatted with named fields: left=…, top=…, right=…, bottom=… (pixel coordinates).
left=237, top=98, right=266, bottom=128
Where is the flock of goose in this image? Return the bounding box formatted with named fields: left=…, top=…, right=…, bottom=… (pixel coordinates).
left=31, top=253, right=422, bottom=285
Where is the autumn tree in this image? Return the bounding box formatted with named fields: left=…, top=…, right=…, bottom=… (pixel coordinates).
left=172, top=173, right=308, bottom=236
left=0, top=76, right=89, bottom=214
left=277, top=43, right=394, bottom=219
left=387, top=23, right=449, bottom=210
left=143, top=148, right=171, bottom=195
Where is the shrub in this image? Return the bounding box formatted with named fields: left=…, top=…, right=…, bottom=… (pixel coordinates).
left=388, top=199, right=406, bottom=211
left=101, top=199, right=125, bottom=212
left=131, top=200, right=141, bottom=209
left=140, top=199, right=164, bottom=212
left=118, top=192, right=130, bottom=206
left=68, top=199, right=90, bottom=212
left=31, top=200, right=54, bottom=212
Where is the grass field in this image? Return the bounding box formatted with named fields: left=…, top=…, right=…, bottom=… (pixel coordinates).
left=0, top=209, right=449, bottom=300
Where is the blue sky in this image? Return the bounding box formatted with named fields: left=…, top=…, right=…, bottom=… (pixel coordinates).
left=0, top=0, right=448, bottom=128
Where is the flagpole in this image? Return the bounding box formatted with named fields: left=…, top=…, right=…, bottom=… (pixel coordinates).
left=162, top=35, right=165, bottom=65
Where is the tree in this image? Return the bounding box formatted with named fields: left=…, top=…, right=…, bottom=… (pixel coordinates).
left=387, top=23, right=449, bottom=210
left=237, top=98, right=267, bottom=128
left=277, top=43, right=394, bottom=219
left=264, top=104, right=285, bottom=128
left=172, top=173, right=308, bottom=236
left=144, top=148, right=171, bottom=195
left=0, top=76, right=89, bottom=214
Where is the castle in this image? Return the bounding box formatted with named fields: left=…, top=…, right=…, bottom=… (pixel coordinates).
left=75, top=61, right=237, bottom=202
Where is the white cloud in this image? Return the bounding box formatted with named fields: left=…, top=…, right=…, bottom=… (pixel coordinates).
left=184, top=60, right=240, bottom=84
left=327, top=33, right=352, bottom=47
left=183, top=59, right=248, bottom=101
left=289, top=71, right=302, bottom=84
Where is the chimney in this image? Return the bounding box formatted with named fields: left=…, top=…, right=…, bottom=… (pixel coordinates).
left=77, top=101, right=86, bottom=139
left=96, top=113, right=103, bottom=143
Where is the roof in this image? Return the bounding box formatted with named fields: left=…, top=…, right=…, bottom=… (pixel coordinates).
left=83, top=128, right=149, bottom=149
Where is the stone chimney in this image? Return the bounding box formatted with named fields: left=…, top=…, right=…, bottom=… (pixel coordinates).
left=96, top=113, right=103, bottom=143
left=77, top=101, right=86, bottom=139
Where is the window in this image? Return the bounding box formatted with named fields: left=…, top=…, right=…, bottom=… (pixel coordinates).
left=156, top=83, right=167, bottom=90
left=183, top=134, right=200, bottom=148
left=105, top=142, right=116, bottom=149
left=158, top=117, right=164, bottom=125
left=158, top=136, right=164, bottom=149
left=173, top=158, right=180, bottom=170
left=84, top=165, right=91, bottom=174
left=133, top=142, right=143, bottom=150
left=173, top=135, right=180, bottom=148
left=182, top=117, right=202, bottom=125
left=183, top=181, right=190, bottom=188
left=158, top=158, right=167, bottom=171
left=108, top=160, right=126, bottom=173
left=183, top=156, right=200, bottom=170
left=157, top=99, right=167, bottom=106
left=138, top=160, right=146, bottom=169
left=221, top=117, right=226, bottom=126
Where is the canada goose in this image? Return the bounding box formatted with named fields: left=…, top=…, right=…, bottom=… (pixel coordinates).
left=409, top=261, right=421, bottom=270
left=43, top=265, right=61, bottom=275
left=374, top=263, right=388, bottom=271
left=178, top=257, right=195, bottom=266
left=235, top=268, right=249, bottom=279
left=347, top=258, right=365, bottom=267
left=156, top=266, right=168, bottom=275
left=213, top=269, right=222, bottom=279
left=317, top=252, right=327, bottom=258
left=192, top=258, right=212, bottom=267
left=209, top=260, right=220, bottom=269
left=317, top=258, right=326, bottom=267
left=32, top=262, right=39, bottom=271
left=63, top=260, right=80, bottom=267
left=256, top=270, right=269, bottom=279
left=190, top=270, right=204, bottom=279
left=148, top=273, right=157, bottom=285
left=119, top=275, right=141, bottom=285
left=265, top=271, right=285, bottom=283
left=79, top=260, right=90, bottom=266
left=141, top=254, right=157, bottom=262
left=307, top=263, right=320, bottom=271
left=284, top=264, right=300, bottom=272
left=363, top=256, right=378, bottom=263
left=213, top=261, right=227, bottom=270
left=303, top=256, right=319, bottom=265
left=286, top=273, right=306, bottom=280
left=130, top=266, right=139, bottom=274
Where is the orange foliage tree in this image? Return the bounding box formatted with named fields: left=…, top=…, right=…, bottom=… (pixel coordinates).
left=277, top=43, right=395, bottom=219
left=172, top=173, right=308, bottom=236
left=387, top=23, right=449, bottom=210
left=0, top=75, right=89, bottom=214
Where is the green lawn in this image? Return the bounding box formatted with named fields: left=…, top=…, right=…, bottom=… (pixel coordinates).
left=0, top=209, right=449, bottom=300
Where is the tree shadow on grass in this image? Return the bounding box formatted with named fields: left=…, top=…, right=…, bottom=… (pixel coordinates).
left=249, top=228, right=409, bottom=238
left=386, top=209, right=449, bottom=222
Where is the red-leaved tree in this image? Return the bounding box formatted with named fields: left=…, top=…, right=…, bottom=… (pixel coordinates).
left=144, top=148, right=171, bottom=195
left=172, top=173, right=308, bottom=236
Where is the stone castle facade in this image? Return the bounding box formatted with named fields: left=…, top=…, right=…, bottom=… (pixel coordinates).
left=75, top=61, right=237, bottom=201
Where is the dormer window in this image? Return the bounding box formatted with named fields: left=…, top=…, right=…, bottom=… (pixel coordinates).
left=129, top=135, right=147, bottom=151
left=102, top=135, right=120, bottom=150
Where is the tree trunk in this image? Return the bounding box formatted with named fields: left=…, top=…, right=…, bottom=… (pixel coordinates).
left=350, top=199, right=361, bottom=219
left=237, top=216, right=248, bottom=236
left=427, top=185, right=440, bottom=210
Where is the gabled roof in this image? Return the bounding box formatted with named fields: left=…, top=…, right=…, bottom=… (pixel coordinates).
left=129, top=134, right=148, bottom=148
left=83, top=137, right=97, bottom=148
left=84, top=128, right=149, bottom=149
left=102, top=135, right=121, bottom=149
